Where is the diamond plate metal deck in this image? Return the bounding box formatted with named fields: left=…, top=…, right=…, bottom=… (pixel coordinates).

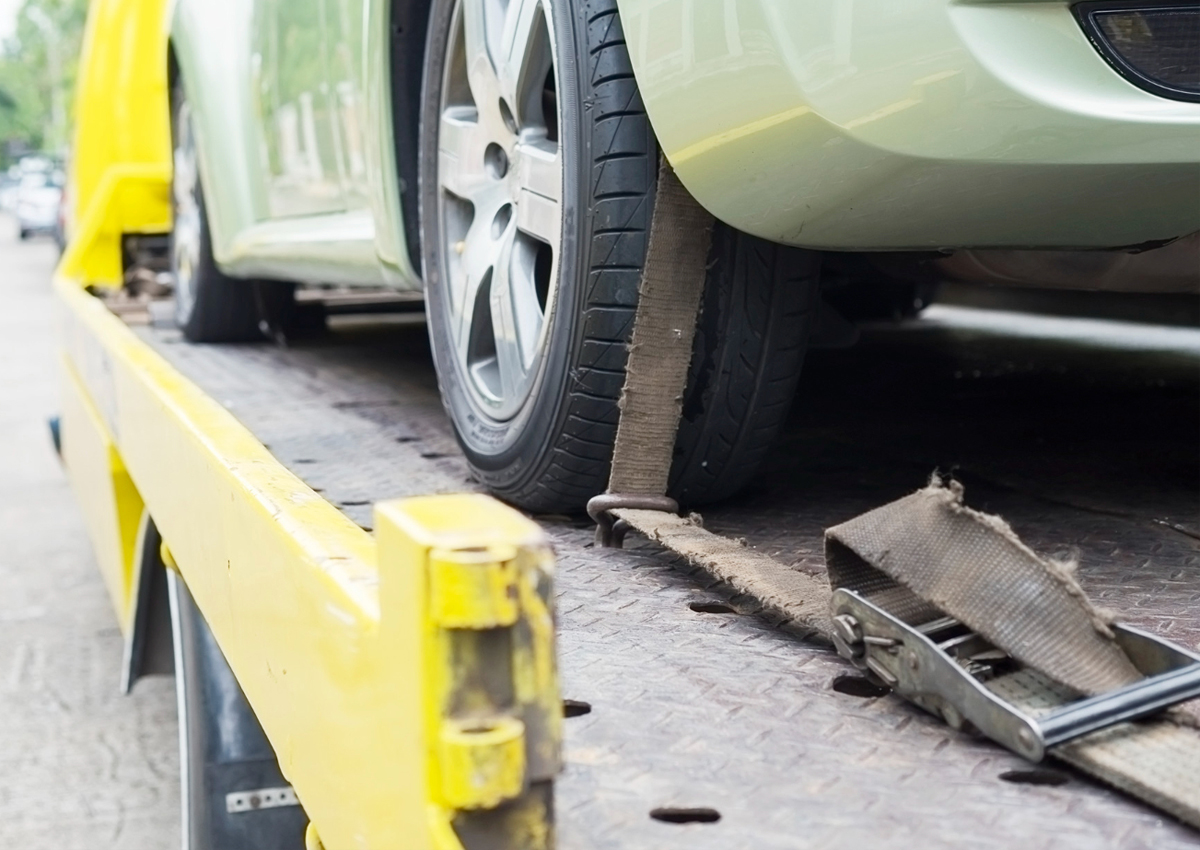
left=132, top=304, right=1200, bottom=849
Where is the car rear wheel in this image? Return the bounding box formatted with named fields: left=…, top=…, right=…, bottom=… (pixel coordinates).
left=420, top=0, right=818, bottom=512
left=170, top=81, right=292, bottom=343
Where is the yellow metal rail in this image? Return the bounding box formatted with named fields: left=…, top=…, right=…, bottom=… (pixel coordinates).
left=57, top=275, right=560, bottom=848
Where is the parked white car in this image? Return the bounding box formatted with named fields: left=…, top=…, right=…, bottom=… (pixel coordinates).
left=15, top=172, right=64, bottom=240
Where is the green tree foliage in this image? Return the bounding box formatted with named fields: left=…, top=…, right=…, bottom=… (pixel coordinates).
left=0, top=0, right=89, bottom=167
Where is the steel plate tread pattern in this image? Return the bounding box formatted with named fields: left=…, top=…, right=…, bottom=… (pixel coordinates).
left=131, top=306, right=1200, bottom=850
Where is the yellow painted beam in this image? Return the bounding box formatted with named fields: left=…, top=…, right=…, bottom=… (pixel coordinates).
left=59, top=354, right=145, bottom=633
left=56, top=276, right=559, bottom=848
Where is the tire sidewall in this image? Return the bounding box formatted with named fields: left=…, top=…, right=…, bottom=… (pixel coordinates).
left=419, top=0, right=588, bottom=492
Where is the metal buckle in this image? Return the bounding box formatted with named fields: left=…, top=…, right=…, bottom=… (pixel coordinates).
left=586, top=494, right=679, bottom=548
left=830, top=588, right=1200, bottom=762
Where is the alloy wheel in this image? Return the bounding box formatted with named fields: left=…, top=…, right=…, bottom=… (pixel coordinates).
left=436, top=0, right=562, bottom=421
left=172, top=101, right=202, bottom=326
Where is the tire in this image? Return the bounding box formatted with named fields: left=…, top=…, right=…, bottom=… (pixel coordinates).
left=420, top=0, right=817, bottom=512
left=170, top=80, right=292, bottom=343
left=670, top=226, right=820, bottom=505
left=160, top=534, right=308, bottom=850
left=18, top=228, right=29, bottom=241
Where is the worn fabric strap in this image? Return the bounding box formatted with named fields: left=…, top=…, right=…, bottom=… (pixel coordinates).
left=599, top=155, right=1199, bottom=830
left=826, top=480, right=1200, bottom=829
left=606, top=159, right=714, bottom=497
left=614, top=509, right=833, bottom=638
left=825, top=481, right=1141, bottom=696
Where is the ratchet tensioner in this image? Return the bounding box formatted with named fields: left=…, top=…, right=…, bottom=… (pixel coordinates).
left=830, top=588, right=1200, bottom=762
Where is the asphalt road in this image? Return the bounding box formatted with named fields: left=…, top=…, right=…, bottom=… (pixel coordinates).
left=2, top=206, right=1198, bottom=848
left=0, top=215, right=179, bottom=850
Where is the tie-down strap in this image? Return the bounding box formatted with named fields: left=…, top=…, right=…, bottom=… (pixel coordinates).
left=605, top=158, right=714, bottom=499
left=617, top=483, right=1200, bottom=828
left=590, top=156, right=1200, bottom=830
left=826, top=480, right=1200, bottom=829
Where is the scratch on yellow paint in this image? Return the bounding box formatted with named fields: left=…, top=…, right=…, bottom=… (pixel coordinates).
left=669, top=104, right=811, bottom=165
left=843, top=69, right=962, bottom=130
left=843, top=98, right=922, bottom=130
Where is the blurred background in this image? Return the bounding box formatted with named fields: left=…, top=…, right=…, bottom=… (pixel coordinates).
left=0, top=0, right=84, bottom=160
left=0, top=0, right=83, bottom=249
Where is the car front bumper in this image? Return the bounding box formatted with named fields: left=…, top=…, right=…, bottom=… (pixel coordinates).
left=619, top=0, right=1200, bottom=250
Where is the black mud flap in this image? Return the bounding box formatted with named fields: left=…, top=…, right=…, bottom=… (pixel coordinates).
left=168, top=569, right=309, bottom=850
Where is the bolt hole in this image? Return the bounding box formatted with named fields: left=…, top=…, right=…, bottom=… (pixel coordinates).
left=999, top=769, right=1070, bottom=787
left=484, top=142, right=508, bottom=179
left=563, top=699, right=591, bottom=718
left=491, top=204, right=513, bottom=239
left=395, top=436, right=418, bottom=443
left=832, top=675, right=890, bottom=698
left=420, top=451, right=447, bottom=459
left=689, top=601, right=736, bottom=615
left=340, top=500, right=370, bottom=507
left=499, top=100, right=518, bottom=134
left=650, top=807, right=721, bottom=825
left=293, top=458, right=317, bottom=464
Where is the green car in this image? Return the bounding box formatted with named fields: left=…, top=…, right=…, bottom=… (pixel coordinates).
left=169, top=0, right=1200, bottom=510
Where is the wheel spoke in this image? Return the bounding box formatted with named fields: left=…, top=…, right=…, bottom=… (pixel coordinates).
left=515, top=140, right=559, bottom=202
left=489, top=237, right=531, bottom=399
left=486, top=219, right=548, bottom=393
left=451, top=213, right=503, bottom=363
left=173, top=152, right=193, bottom=208
left=438, top=108, right=489, bottom=201
left=508, top=234, right=547, bottom=366
left=497, top=0, right=551, bottom=127
left=459, top=0, right=500, bottom=111
left=515, top=141, right=560, bottom=245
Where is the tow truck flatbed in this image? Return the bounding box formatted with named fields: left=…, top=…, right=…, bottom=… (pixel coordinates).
left=92, top=294, right=1200, bottom=849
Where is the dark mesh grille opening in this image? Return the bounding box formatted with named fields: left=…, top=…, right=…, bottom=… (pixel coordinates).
left=1076, top=3, right=1200, bottom=101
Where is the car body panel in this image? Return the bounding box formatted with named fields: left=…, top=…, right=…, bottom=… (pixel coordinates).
left=223, top=208, right=386, bottom=285
left=362, top=0, right=417, bottom=285
left=170, top=0, right=420, bottom=289
left=616, top=0, right=1200, bottom=250
left=85, top=0, right=1200, bottom=291
left=255, top=0, right=347, bottom=217
left=325, top=0, right=372, bottom=213
left=171, top=0, right=271, bottom=259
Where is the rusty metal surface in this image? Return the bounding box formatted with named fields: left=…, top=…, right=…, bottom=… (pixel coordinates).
left=134, top=303, right=1200, bottom=849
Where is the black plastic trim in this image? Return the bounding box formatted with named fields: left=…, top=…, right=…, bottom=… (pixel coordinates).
left=390, top=0, right=435, bottom=276
left=1073, top=1, right=1200, bottom=103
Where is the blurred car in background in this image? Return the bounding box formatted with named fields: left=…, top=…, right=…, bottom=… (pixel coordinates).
left=15, top=170, right=64, bottom=241
left=54, top=179, right=69, bottom=252
left=0, top=169, right=19, bottom=212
